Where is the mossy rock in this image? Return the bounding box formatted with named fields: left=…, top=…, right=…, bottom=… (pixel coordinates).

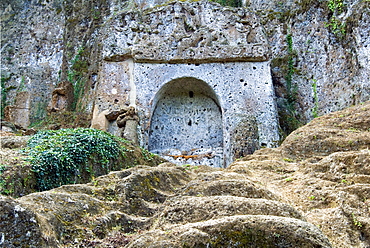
left=127, top=215, right=331, bottom=248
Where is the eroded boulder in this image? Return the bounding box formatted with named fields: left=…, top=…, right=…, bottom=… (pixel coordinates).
left=0, top=196, right=48, bottom=248
left=128, top=215, right=331, bottom=248
left=3, top=102, right=369, bottom=247
left=228, top=101, right=370, bottom=248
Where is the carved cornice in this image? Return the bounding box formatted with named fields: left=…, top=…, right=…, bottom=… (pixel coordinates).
left=103, top=1, right=269, bottom=62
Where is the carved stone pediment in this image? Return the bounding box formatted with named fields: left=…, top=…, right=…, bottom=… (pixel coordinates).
left=103, top=0, right=269, bottom=62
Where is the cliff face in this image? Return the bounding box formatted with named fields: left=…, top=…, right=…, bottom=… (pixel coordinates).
left=1, top=0, right=369, bottom=132
left=1, top=0, right=64, bottom=126
left=1, top=0, right=110, bottom=125
left=250, top=0, right=370, bottom=134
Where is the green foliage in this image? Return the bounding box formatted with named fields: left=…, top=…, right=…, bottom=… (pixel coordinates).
left=326, top=0, right=346, bottom=38
left=1, top=76, right=11, bottom=119
left=311, top=80, right=319, bottom=118
left=92, top=9, right=101, bottom=20
left=18, top=76, right=26, bottom=92
left=140, top=147, right=156, bottom=161
left=24, top=128, right=125, bottom=191
left=328, top=0, right=343, bottom=13
left=285, top=34, right=296, bottom=105
left=0, top=164, right=15, bottom=195
left=280, top=34, right=302, bottom=135
left=0, top=164, right=7, bottom=192
left=326, top=17, right=346, bottom=36
left=352, top=213, right=363, bottom=228
left=68, top=47, right=88, bottom=111
left=210, top=0, right=242, bottom=7
left=0, top=164, right=6, bottom=174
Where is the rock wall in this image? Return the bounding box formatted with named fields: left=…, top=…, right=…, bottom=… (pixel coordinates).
left=1, top=0, right=64, bottom=125
left=1, top=0, right=110, bottom=126
left=248, top=0, right=370, bottom=134
left=1, top=0, right=369, bottom=152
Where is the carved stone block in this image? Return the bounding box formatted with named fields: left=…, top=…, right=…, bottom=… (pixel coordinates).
left=103, top=1, right=269, bottom=63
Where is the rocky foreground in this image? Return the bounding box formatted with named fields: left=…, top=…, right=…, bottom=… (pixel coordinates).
left=1, top=101, right=370, bottom=247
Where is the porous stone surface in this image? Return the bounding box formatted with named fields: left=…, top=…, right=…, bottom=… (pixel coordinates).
left=101, top=1, right=269, bottom=63
left=0, top=163, right=332, bottom=247
left=127, top=215, right=331, bottom=248
left=93, top=1, right=279, bottom=167
left=1, top=0, right=369, bottom=132
left=95, top=60, right=279, bottom=167
left=153, top=196, right=305, bottom=227
left=229, top=101, right=370, bottom=248
left=4, top=91, right=31, bottom=128
left=1, top=101, right=369, bottom=247
left=2, top=0, right=369, bottom=167
left=249, top=0, right=370, bottom=132
left=0, top=196, right=47, bottom=248
left=47, top=81, right=75, bottom=112
left=148, top=78, right=223, bottom=155
left=0, top=136, right=29, bottom=149
left=1, top=0, right=64, bottom=125
left=272, top=100, right=370, bottom=160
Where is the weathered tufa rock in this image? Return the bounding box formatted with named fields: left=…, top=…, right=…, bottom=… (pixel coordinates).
left=47, top=81, right=74, bottom=112
left=0, top=136, right=29, bottom=149
left=3, top=101, right=369, bottom=247
left=4, top=91, right=30, bottom=128
left=127, top=215, right=331, bottom=248
left=0, top=161, right=332, bottom=247
left=2, top=0, right=369, bottom=140
left=116, top=106, right=139, bottom=145
left=228, top=101, right=370, bottom=248
left=152, top=196, right=304, bottom=228
left=0, top=196, right=49, bottom=248
left=0, top=121, right=17, bottom=133
left=249, top=101, right=370, bottom=161
left=102, top=1, right=269, bottom=63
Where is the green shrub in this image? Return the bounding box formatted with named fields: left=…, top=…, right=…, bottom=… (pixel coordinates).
left=1, top=76, right=11, bottom=119
left=210, top=0, right=242, bottom=7
left=326, top=0, right=346, bottom=38
left=25, top=128, right=127, bottom=191
left=0, top=164, right=8, bottom=192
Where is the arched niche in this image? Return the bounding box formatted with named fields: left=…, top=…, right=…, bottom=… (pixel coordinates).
left=149, top=77, right=224, bottom=167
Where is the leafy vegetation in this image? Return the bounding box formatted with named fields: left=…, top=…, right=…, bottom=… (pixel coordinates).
left=18, top=76, right=26, bottom=92
left=29, top=111, right=91, bottom=130
left=210, top=0, right=242, bottom=7
left=326, top=0, right=346, bottom=38
left=1, top=128, right=163, bottom=197
left=68, top=47, right=88, bottom=111
left=0, top=164, right=8, bottom=193
left=1, top=76, right=11, bottom=119
left=328, top=0, right=344, bottom=13
left=352, top=213, right=363, bottom=228
left=312, top=79, right=319, bottom=118
left=24, top=128, right=128, bottom=191
left=285, top=34, right=296, bottom=106
left=278, top=34, right=302, bottom=137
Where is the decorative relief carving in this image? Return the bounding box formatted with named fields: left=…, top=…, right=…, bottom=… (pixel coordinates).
left=104, top=1, right=269, bottom=62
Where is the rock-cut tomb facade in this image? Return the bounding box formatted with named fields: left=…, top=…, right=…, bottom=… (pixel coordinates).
left=91, top=0, right=279, bottom=167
